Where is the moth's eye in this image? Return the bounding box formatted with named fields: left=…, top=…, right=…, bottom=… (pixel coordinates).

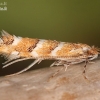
left=82, top=47, right=90, bottom=52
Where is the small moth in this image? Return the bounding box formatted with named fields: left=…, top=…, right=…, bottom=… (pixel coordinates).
left=0, top=30, right=99, bottom=76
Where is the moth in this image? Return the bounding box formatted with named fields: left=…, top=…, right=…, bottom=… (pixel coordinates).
left=0, top=30, right=99, bottom=76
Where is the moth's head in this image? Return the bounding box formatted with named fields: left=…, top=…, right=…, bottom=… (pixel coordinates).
left=89, top=46, right=99, bottom=55
left=83, top=45, right=99, bottom=60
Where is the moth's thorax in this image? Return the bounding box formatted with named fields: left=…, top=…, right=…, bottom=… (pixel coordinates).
left=0, top=30, right=99, bottom=61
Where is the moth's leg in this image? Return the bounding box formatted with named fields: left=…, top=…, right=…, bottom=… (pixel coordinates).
left=83, top=60, right=88, bottom=74
left=64, top=63, right=70, bottom=71
left=2, top=59, right=15, bottom=64
left=50, top=61, right=69, bottom=78
left=38, top=59, right=42, bottom=64
left=82, top=60, right=89, bottom=80
left=50, top=61, right=57, bottom=67
left=88, top=61, right=95, bottom=64
left=50, top=60, right=64, bottom=67
left=5, top=59, right=41, bottom=76
left=51, top=66, right=64, bottom=78
left=2, top=58, right=34, bottom=68
left=50, top=60, right=60, bottom=67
